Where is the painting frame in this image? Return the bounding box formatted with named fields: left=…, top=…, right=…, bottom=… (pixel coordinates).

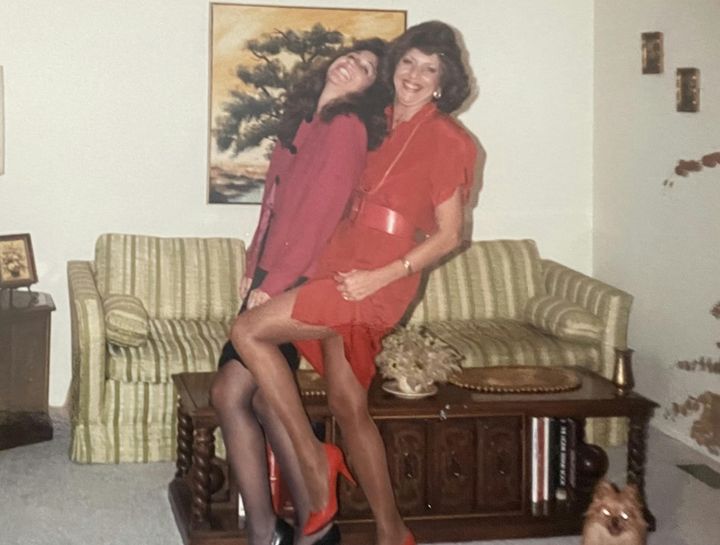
left=0, top=233, right=38, bottom=289
left=207, top=2, right=406, bottom=204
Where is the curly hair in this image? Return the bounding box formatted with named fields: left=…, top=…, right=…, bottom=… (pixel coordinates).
left=276, top=38, right=389, bottom=151
left=382, top=21, right=471, bottom=114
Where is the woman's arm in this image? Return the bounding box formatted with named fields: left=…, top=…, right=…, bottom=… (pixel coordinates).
left=336, top=187, right=463, bottom=301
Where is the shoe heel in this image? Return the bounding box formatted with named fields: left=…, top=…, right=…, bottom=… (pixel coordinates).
left=338, top=459, right=357, bottom=487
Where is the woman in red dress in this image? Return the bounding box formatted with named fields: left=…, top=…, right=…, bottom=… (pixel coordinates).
left=211, top=39, right=388, bottom=545
left=230, top=22, right=479, bottom=545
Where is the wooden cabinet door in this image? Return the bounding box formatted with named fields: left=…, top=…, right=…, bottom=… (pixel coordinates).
left=427, top=419, right=476, bottom=513
left=476, top=416, right=523, bottom=512
left=0, top=314, right=51, bottom=412
left=381, top=420, right=427, bottom=516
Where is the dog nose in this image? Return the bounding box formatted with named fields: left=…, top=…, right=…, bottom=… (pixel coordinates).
left=608, top=517, right=622, bottom=535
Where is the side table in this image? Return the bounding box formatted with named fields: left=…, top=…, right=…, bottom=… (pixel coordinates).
left=0, top=290, right=55, bottom=450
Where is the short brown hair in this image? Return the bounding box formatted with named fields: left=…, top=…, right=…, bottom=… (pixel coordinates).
left=383, top=21, right=471, bottom=114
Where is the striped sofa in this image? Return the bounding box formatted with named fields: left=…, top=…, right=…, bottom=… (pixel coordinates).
left=401, top=239, right=632, bottom=446
left=68, top=235, right=631, bottom=463
left=68, top=234, right=245, bottom=463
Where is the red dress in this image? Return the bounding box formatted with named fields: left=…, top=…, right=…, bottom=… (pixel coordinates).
left=292, top=103, right=477, bottom=388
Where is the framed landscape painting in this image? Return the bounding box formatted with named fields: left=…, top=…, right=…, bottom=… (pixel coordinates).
left=208, top=3, right=406, bottom=204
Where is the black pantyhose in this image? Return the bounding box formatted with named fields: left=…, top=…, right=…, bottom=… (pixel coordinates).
left=211, top=361, right=330, bottom=545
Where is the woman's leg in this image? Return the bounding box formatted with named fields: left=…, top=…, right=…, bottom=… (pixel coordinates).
left=230, top=288, right=338, bottom=513
left=322, top=336, right=409, bottom=545
left=210, top=362, right=276, bottom=545
left=252, top=392, right=333, bottom=545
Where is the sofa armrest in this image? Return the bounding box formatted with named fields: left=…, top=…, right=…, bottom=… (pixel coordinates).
left=541, top=259, right=633, bottom=376
left=68, top=261, right=107, bottom=425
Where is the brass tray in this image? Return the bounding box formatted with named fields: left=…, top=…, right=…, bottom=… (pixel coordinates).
left=449, top=366, right=581, bottom=394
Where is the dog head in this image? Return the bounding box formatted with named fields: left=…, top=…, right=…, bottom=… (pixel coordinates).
left=583, top=480, right=647, bottom=543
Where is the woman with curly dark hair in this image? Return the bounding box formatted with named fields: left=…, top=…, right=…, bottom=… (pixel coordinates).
left=230, top=21, right=479, bottom=545
left=211, top=38, right=387, bottom=545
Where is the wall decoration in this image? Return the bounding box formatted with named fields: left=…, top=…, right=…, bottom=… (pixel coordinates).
left=207, top=3, right=406, bottom=204
left=0, top=234, right=38, bottom=289
left=667, top=392, right=719, bottom=456
left=676, top=67, right=700, bottom=112
left=641, top=32, right=663, bottom=74
left=665, top=302, right=720, bottom=456
left=662, top=150, right=720, bottom=187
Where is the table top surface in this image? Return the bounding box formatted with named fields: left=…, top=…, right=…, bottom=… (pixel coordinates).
left=0, top=290, right=55, bottom=315
left=173, top=367, right=657, bottom=422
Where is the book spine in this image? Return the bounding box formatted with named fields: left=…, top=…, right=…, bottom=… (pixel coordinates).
left=549, top=418, right=560, bottom=503
left=531, top=417, right=539, bottom=514
left=541, top=416, right=550, bottom=504
left=556, top=418, right=568, bottom=501
left=567, top=418, right=578, bottom=495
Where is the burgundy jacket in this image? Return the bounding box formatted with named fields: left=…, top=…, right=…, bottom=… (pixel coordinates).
left=244, top=114, right=368, bottom=296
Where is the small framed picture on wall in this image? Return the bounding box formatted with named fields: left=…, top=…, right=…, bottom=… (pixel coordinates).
left=0, top=233, right=38, bottom=289
left=641, top=32, right=663, bottom=74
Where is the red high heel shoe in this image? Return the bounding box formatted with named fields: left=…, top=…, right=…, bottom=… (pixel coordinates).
left=303, top=443, right=357, bottom=536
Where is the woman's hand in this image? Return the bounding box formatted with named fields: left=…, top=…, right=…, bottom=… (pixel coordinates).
left=334, top=268, right=395, bottom=302
left=247, top=289, right=271, bottom=309
left=238, top=276, right=253, bottom=300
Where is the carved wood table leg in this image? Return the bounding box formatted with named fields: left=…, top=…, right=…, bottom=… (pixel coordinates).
left=628, top=411, right=656, bottom=531
left=175, top=402, right=193, bottom=479
left=191, top=425, right=216, bottom=529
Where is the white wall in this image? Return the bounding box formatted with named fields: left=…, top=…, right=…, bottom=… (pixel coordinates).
left=0, top=0, right=594, bottom=406
left=594, top=0, right=720, bottom=460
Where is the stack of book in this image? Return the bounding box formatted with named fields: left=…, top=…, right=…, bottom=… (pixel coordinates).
left=530, top=417, right=578, bottom=515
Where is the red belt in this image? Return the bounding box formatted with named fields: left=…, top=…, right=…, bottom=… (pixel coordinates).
left=348, top=196, right=425, bottom=240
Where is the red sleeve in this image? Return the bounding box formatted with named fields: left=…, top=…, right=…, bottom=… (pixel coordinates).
left=259, top=115, right=367, bottom=296
left=429, top=123, right=477, bottom=206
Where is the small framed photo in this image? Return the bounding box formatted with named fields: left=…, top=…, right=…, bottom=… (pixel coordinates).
left=0, top=233, right=38, bottom=288
left=641, top=32, right=663, bottom=74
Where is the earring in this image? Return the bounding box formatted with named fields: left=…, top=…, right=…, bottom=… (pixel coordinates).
left=432, top=89, right=442, bottom=100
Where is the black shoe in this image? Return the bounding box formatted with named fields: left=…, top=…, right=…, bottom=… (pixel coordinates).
left=271, top=518, right=294, bottom=545
left=312, top=523, right=341, bottom=545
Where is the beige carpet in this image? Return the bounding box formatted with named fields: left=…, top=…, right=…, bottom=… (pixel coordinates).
left=0, top=409, right=718, bottom=545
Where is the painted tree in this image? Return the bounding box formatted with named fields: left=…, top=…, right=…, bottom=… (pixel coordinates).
left=215, top=24, right=344, bottom=155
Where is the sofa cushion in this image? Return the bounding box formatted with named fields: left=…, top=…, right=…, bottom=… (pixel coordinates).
left=524, top=295, right=604, bottom=345
left=107, top=318, right=232, bottom=383
left=416, top=319, right=600, bottom=371
left=104, top=294, right=150, bottom=347
left=95, top=234, right=245, bottom=321
left=406, top=239, right=545, bottom=324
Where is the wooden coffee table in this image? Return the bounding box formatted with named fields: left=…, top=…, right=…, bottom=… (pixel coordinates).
left=169, top=368, right=657, bottom=545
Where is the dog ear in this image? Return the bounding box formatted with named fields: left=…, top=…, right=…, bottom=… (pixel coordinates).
left=622, top=483, right=642, bottom=505
left=593, top=479, right=615, bottom=498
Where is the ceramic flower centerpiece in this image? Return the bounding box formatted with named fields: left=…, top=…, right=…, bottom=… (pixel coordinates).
left=377, top=325, right=464, bottom=399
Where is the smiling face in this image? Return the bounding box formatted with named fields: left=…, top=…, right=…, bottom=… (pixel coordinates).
left=393, top=47, right=442, bottom=113
left=325, top=50, right=379, bottom=96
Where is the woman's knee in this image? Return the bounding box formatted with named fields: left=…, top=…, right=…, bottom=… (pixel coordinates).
left=229, top=314, right=254, bottom=354
left=209, top=364, right=257, bottom=413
